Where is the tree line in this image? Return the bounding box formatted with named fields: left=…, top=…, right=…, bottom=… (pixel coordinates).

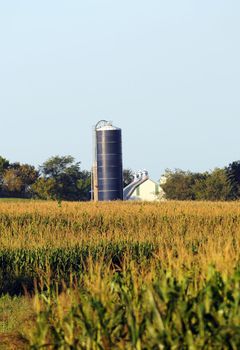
left=2, top=154, right=240, bottom=201
left=161, top=161, right=240, bottom=201
left=0, top=155, right=91, bottom=201
left=0, top=155, right=134, bottom=201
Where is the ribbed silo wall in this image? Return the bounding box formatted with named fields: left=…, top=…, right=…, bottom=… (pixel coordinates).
left=96, top=128, right=123, bottom=201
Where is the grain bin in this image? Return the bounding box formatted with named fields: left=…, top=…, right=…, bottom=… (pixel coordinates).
left=92, top=120, right=123, bottom=201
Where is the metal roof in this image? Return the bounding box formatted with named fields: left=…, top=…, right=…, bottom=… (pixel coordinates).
left=97, top=124, right=120, bottom=131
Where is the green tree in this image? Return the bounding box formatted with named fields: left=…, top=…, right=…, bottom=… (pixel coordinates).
left=226, top=161, right=240, bottom=199
left=0, top=156, right=10, bottom=175
left=193, top=168, right=232, bottom=201
left=37, top=155, right=90, bottom=201
left=76, top=170, right=91, bottom=201
left=123, top=169, right=134, bottom=188
left=162, top=168, right=233, bottom=201
left=32, top=178, right=57, bottom=200
left=2, top=163, right=39, bottom=197
left=40, top=156, right=79, bottom=178
left=2, top=169, right=23, bottom=193
left=161, top=170, right=198, bottom=200
left=39, top=156, right=79, bottom=200
left=0, top=156, right=10, bottom=192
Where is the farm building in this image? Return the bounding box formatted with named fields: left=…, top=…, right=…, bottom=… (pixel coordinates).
left=123, top=171, right=165, bottom=201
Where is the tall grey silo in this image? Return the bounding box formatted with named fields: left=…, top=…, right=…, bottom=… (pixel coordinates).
left=93, top=121, right=123, bottom=201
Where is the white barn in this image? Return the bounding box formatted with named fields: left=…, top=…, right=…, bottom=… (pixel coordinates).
left=123, top=170, right=166, bottom=202
left=129, top=178, right=165, bottom=201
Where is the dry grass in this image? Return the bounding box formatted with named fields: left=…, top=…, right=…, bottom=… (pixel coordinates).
left=0, top=295, right=33, bottom=350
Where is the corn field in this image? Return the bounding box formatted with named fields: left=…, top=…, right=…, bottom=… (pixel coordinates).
left=0, top=200, right=240, bottom=349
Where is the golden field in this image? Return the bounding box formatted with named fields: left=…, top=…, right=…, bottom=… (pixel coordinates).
left=0, top=200, right=240, bottom=349
left=0, top=200, right=239, bottom=274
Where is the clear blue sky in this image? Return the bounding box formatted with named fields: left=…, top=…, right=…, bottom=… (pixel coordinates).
left=1, top=1, right=239, bottom=180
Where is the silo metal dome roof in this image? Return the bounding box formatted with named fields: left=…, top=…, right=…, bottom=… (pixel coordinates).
left=95, top=120, right=121, bottom=131
left=97, top=124, right=120, bottom=131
